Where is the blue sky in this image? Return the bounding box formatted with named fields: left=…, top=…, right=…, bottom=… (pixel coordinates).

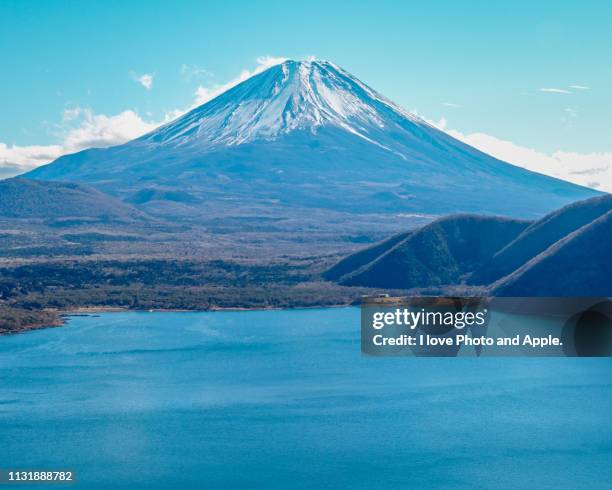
left=1, top=0, right=611, bottom=189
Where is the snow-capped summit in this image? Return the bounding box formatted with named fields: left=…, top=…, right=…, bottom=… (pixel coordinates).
left=142, top=59, right=420, bottom=153
left=26, top=60, right=598, bottom=220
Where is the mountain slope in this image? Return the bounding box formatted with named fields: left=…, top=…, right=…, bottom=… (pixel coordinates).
left=490, top=210, right=612, bottom=296
left=323, top=230, right=413, bottom=281
left=336, top=215, right=529, bottom=289
left=26, top=60, right=598, bottom=220
left=472, top=193, right=612, bottom=284
left=0, top=178, right=145, bottom=220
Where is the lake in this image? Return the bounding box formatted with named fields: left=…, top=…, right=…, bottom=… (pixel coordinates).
left=1, top=308, right=611, bottom=489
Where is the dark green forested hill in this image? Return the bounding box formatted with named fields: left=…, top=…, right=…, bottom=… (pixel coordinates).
left=491, top=210, right=612, bottom=296
left=333, top=215, right=529, bottom=289
left=326, top=195, right=612, bottom=297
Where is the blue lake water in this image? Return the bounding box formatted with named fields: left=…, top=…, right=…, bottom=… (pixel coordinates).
left=1, top=308, right=612, bottom=489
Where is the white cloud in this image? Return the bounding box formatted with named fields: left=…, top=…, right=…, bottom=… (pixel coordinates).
left=62, top=107, right=83, bottom=122
left=134, top=73, right=154, bottom=90
left=441, top=102, right=461, bottom=108
left=180, top=64, right=211, bottom=81
left=0, top=109, right=158, bottom=178
left=539, top=87, right=572, bottom=94
left=569, top=85, right=590, bottom=90
left=60, top=108, right=157, bottom=150
left=427, top=118, right=612, bottom=192
left=257, top=55, right=290, bottom=68
left=0, top=142, right=64, bottom=175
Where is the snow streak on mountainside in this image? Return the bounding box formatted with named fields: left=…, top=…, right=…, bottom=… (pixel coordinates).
left=26, top=60, right=600, bottom=219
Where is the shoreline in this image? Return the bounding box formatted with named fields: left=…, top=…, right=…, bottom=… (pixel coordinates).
left=0, top=310, right=64, bottom=336
left=63, top=303, right=354, bottom=315
left=1, top=302, right=358, bottom=336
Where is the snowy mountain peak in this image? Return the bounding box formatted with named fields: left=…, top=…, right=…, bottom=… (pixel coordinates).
left=142, top=59, right=421, bottom=149
left=26, top=59, right=599, bottom=220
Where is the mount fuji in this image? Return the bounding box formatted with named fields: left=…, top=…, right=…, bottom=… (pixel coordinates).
left=26, top=60, right=598, bottom=222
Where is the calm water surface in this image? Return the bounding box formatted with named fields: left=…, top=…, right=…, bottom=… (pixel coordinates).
left=1, top=308, right=611, bottom=489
